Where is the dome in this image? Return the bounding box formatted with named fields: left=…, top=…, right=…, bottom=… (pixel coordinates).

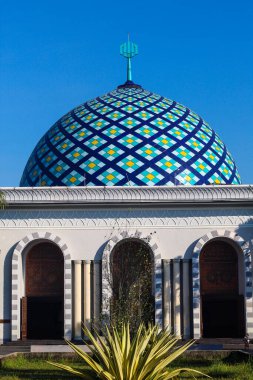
left=20, top=84, right=241, bottom=187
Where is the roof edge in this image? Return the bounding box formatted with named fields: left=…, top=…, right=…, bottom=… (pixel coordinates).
left=0, top=185, right=253, bottom=206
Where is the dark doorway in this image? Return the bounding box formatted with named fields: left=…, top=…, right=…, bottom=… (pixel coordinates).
left=111, top=239, right=154, bottom=331
left=200, top=240, right=245, bottom=338
left=22, top=242, right=64, bottom=340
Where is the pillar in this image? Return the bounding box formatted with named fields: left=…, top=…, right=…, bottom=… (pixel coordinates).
left=93, top=260, right=101, bottom=328
left=73, top=260, right=82, bottom=339
left=83, top=260, right=91, bottom=330
left=173, top=259, right=181, bottom=337
left=163, top=259, right=171, bottom=329
left=182, top=260, right=191, bottom=338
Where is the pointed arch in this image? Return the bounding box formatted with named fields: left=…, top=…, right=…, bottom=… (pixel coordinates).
left=192, top=230, right=253, bottom=338
left=11, top=232, right=72, bottom=341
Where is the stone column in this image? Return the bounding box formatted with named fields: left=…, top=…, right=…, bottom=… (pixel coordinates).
left=163, top=259, right=171, bottom=329
left=73, top=260, right=82, bottom=340
left=93, top=260, right=101, bottom=328
left=173, top=260, right=181, bottom=337
left=182, top=260, right=191, bottom=339
left=83, top=260, right=91, bottom=330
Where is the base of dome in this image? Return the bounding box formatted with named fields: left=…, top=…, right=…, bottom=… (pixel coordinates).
left=117, top=80, right=142, bottom=89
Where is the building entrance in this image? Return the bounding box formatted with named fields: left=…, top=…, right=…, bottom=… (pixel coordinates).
left=200, top=240, right=245, bottom=338
left=22, top=242, right=64, bottom=340
left=111, top=239, right=154, bottom=330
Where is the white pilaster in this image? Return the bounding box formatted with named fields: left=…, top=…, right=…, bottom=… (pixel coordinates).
left=163, top=259, right=171, bottom=329
left=183, top=260, right=191, bottom=338
left=73, top=260, right=82, bottom=339
left=173, top=260, right=181, bottom=337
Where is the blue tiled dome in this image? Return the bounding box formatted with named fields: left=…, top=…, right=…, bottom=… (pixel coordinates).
left=20, top=84, right=241, bottom=187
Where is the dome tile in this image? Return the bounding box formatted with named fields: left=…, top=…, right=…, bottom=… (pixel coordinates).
left=117, top=154, right=144, bottom=173
left=119, top=117, right=141, bottom=128
left=137, top=167, right=165, bottom=186
left=111, top=100, right=126, bottom=107
left=82, top=155, right=105, bottom=169
left=153, top=134, right=177, bottom=149
left=192, top=158, right=212, bottom=175
left=57, top=139, right=75, bottom=153
left=176, top=168, right=199, bottom=186
left=135, top=126, right=157, bottom=139
left=118, top=133, right=143, bottom=148
left=134, top=100, right=149, bottom=108
left=97, top=168, right=124, bottom=186
left=85, top=135, right=107, bottom=150
left=51, top=160, right=70, bottom=178
left=135, top=110, right=153, bottom=120
left=66, top=147, right=88, bottom=163
left=102, top=126, right=125, bottom=138
left=97, top=106, right=113, bottom=115
left=99, top=144, right=125, bottom=161
left=156, top=156, right=180, bottom=174
left=90, top=119, right=109, bottom=129
left=185, top=137, right=205, bottom=152
left=107, top=111, right=125, bottom=121
left=151, top=118, right=171, bottom=129
left=72, top=128, right=92, bottom=141
left=136, top=143, right=162, bottom=161
left=173, top=147, right=195, bottom=162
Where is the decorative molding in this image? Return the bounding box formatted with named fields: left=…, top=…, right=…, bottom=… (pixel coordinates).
left=102, top=231, right=163, bottom=327
left=0, top=209, right=253, bottom=229
left=192, top=230, right=253, bottom=339
left=11, top=232, right=72, bottom=341
left=0, top=185, right=253, bottom=205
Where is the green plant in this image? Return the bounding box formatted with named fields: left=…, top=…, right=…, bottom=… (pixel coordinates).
left=0, top=191, right=6, bottom=209
left=110, top=240, right=154, bottom=333
left=49, top=323, right=210, bottom=379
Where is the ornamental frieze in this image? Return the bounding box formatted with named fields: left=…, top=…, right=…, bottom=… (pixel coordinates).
left=0, top=208, right=252, bottom=228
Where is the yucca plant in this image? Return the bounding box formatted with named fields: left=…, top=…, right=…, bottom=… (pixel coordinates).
left=49, top=323, right=210, bottom=379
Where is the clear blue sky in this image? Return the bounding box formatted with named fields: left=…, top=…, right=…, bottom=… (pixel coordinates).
left=0, top=0, right=252, bottom=186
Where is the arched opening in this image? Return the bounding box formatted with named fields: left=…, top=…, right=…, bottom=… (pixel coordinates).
left=22, top=242, right=64, bottom=339
left=110, top=239, right=154, bottom=331
left=200, top=240, right=245, bottom=338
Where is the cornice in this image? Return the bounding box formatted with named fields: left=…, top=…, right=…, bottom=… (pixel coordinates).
left=0, top=185, right=253, bottom=207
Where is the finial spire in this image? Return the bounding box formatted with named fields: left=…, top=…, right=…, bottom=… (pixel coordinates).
left=120, top=36, right=138, bottom=82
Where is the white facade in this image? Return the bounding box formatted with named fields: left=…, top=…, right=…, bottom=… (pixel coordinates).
left=0, top=185, right=253, bottom=343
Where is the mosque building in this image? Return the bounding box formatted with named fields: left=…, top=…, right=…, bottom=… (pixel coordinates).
left=0, top=40, right=253, bottom=343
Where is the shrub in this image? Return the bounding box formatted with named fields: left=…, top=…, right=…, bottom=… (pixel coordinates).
left=49, top=323, right=210, bottom=379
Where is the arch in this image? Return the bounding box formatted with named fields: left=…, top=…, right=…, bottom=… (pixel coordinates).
left=11, top=232, right=72, bottom=341
left=102, top=230, right=163, bottom=327
left=111, top=239, right=154, bottom=328
left=192, top=230, right=253, bottom=338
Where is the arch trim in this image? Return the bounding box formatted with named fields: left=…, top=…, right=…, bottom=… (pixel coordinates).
left=102, top=230, right=163, bottom=327
left=11, top=232, right=72, bottom=341
left=192, top=229, right=253, bottom=338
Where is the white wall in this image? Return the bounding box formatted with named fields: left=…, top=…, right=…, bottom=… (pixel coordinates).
left=0, top=205, right=252, bottom=342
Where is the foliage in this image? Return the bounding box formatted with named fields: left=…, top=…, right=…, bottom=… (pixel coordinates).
left=110, top=240, right=154, bottom=332
left=48, top=323, right=210, bottom=379
left=0, top=191, right=6, bottom=209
